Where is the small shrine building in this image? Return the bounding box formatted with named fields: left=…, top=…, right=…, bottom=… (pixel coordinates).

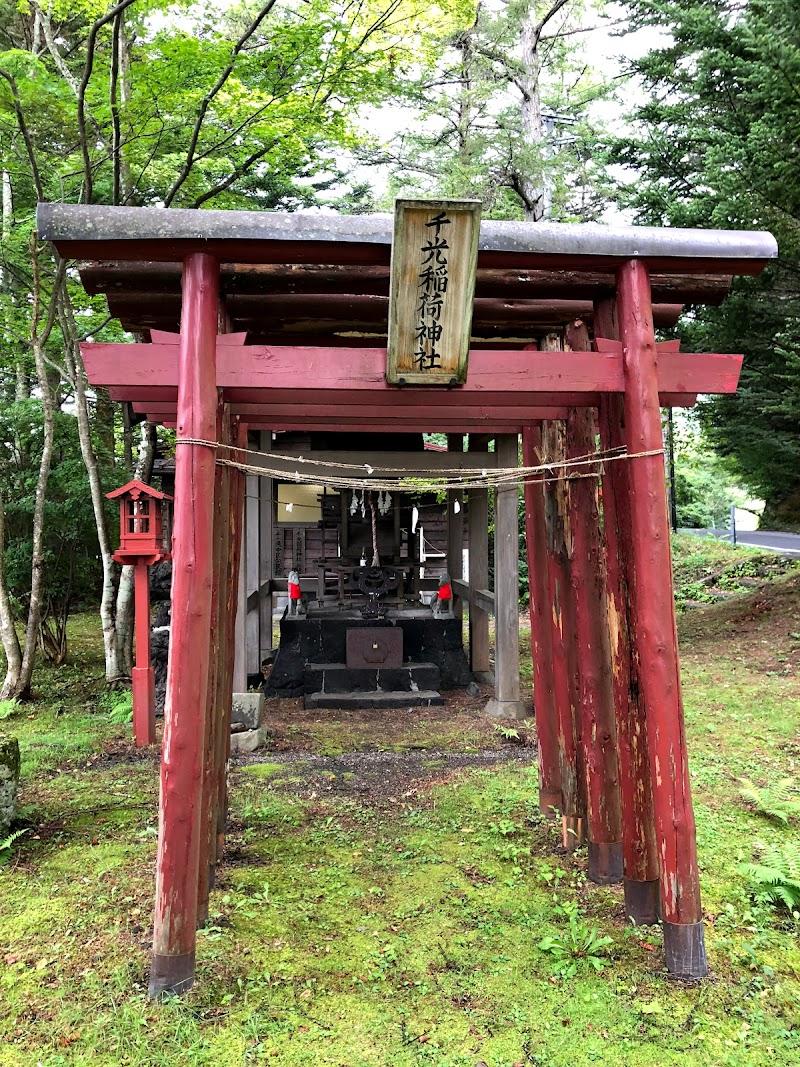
left=37, top=203, right=776, bottom=996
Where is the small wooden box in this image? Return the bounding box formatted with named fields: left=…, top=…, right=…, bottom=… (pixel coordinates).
left=346, top=628, right=403, bottom=669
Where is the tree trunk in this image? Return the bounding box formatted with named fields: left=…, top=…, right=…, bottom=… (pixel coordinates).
left=57, top=282, right=126, bottom=684
left=0, top=496, right=22, bottom=699
left=515, top=5, right=546, bottom=221
left=9, top=249, right=58, bottom=700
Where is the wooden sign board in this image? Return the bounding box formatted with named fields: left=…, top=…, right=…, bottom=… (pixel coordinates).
left=386, top=198, right=481, bottom=386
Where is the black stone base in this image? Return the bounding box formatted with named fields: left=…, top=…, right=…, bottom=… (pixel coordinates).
left=267, top=613, right=471, bottom=698
left=304, top=662, right=440, bottom=695
left=306, top=690, right=444, bottom=710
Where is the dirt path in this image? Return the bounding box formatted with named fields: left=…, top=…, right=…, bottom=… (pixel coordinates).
left=233, top=746, right=536, bottom=803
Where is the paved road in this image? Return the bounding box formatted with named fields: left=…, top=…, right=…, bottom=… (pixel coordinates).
left=685, top=528, right=800, bottom=556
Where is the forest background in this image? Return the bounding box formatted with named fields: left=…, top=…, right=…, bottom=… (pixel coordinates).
left=0, top=0, right=797, bottom=701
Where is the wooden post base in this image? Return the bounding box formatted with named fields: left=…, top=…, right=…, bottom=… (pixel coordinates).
left=539, top=790, right=561, bottom=818
left=148, top=951, right=195, bottom=999
left=131, top=666, right=155, bottom=747
left=664, top=921, right=708, bottom=980
left=562, top=816, right=584, bottom=851
left=588, top=841, right=623, bottom=885
left=624, top=878, right=661, bottom=926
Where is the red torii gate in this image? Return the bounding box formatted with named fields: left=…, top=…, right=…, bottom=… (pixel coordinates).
left=37, top=204, right=776, bottom=996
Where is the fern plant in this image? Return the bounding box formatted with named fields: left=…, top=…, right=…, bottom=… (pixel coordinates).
left=492, top=723, right=520, bottom=742
left=738, top=777, right=800, bottom=826
left=0, top=828, right=28, bottom=854
left=107, top=690, right=133, bottom=725
left=742, top=842, right=800, bottom=911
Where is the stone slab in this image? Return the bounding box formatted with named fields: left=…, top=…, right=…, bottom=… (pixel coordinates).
left=231, top=692, right=265, bottom=730
left=229, top=726, right=270, bottom=753
left=305, top=690, right=444, bottom=710
left=483, top=698, right=527, bottom=721
left=0, top=735, right=20, bottom=837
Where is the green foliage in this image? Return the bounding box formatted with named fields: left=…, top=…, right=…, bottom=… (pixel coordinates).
left=613, top=0, right=800, bottom=526
left=0, top=700, right=19, bottom=721
left=0, top=828, right=28, bottom=854
left=492, top=723, right=520, bottom=742
left=739, top=778, right=800, bottom=827
left=387, top=0, right=614, bottom=220
left=538, top=902, right=614, bottom=978
left=742, top=842, right=800, bottom=912
left=0, top=402, right=108, bottom=648
left=671, top=423, right=753, bottom=529
left=101, top=688, right=133, bottom=724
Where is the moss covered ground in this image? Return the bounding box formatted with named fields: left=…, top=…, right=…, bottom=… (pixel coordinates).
left=1, top=536, right=799, bottom=1065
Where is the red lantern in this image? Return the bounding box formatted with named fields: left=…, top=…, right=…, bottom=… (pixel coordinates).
left=107, top=479, right=172, bottom=565
left=106, top=480, right=174, bottom=747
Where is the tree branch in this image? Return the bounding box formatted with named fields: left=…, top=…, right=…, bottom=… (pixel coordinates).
left=163, top=0, right=281, bottom=207
left=77, top=0, right=140, bottom=204
left=0, top=69, right=44, bottom=199
left=532, top=0, right=573, bottom=50
left=189, top=142, right=278, bottom=208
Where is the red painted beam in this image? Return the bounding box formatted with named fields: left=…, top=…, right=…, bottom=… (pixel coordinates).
left=151, top=420, right=556, bottom=434
left=149, top=253, right=220, bottom=1000
left=51, top=234, right=772, bottom=277
left=617, top=260, right=707, bottom=979
left=83, top=343, right=742, bottom=398
left=132, top=401, right=569, bottom=420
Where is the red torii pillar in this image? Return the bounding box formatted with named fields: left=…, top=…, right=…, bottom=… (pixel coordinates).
left=565, top=322, right=623, bottom=885
left=521, top=425, right=561, bottom=816
left=616, top=260, right=706, bottom=978
left=595, top=297, right=660, bottom=927
left=149, top=253, right=221, bottom=998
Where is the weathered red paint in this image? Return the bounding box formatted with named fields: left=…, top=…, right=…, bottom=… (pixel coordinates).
left=541, top=411, right=584, bottom=848
left=82, top=342, right=743, bottom=402
left=131, top=559, right=156, bottom=747
left=149, top=253, right=220, bottom=999
left=564, top=324, right=623, bottom=881
left=616, top=261, right=703, bottom=936
left=215, top=419, right=247, bottom=865
left=595, top=298, right=660, bottom=920
left=521, top=425, right=561, bottom=815
left=196, top=404, right=227, bottom=928
left=134, top=401, right=570, bottom=423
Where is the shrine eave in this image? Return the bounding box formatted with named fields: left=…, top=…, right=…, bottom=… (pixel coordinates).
left=37, top=204, right=777, bottom=274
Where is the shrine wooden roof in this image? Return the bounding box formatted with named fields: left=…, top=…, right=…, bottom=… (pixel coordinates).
left=37, top=205, right=778, bottom=345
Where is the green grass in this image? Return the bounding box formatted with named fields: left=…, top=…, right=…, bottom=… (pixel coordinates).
left=671, top=532, right=799, bottom=610
left=1, top=585, right=800, bottom=1066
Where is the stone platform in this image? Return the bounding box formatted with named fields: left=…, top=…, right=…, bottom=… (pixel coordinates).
left=265, top=609, right=472, bottom=706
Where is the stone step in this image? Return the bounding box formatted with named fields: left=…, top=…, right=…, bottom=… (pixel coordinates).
left=305, top=690, right=444, bottom=710
left=302, top=662, right=441, bottom=695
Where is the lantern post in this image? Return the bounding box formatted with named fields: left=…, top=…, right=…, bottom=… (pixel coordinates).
left=106, top=480, right=173, bottom=747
